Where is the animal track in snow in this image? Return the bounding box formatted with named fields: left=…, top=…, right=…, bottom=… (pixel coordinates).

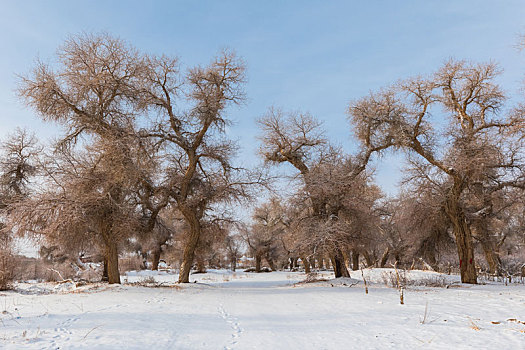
left=218, top=304, right=243, bottom=349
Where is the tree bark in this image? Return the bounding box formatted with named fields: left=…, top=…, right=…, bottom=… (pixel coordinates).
left=102, top=255, right=109, bottom=282
left=444, top=179, right=477, bottom=284
left=352, top=249, right=360, bottom=271
left=472, top=221, right=501, bottom=275
left=178, top=212, right=201, bottom=283
left=317, top=255, right=324, bottom=269
left=196, top=255, right=206, bottom=273
left=265, top=255, right=275, bottom=271
left=301, top=256, right=311, bottom=273
left=332, top=248, right=350, bottom=278
left=380, top=247, right=389, bottom=268
left=106, top=239, right=120, bottom=284
left=151, top=246, right=162, bottom=271
left=255, top=253, right=262, bottom=272
left=362, top=250, right=373, bottom=267
left=480, top=238, right=501, bottom=275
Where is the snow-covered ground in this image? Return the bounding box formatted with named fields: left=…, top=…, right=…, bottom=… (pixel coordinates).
left=1, top=268, right=524, bottom=349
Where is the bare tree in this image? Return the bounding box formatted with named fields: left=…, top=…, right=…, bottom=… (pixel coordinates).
left=224, top=233, right=242, bottom=271
left=19, top=35, right=150, bottom=283
left=0, top=129, right=39, bottom=289
left=139, top=50, right=258, bottom=282
left=9, top=137, right=143, bottom=283
left=350, top=60, right=525, bottom=283
left=258, top=110, right=385, bottom=277
left=242, top=198, right=288, bottom=272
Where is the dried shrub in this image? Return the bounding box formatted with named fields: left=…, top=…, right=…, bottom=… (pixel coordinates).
left=381, top=270, right=408, bottom=288
left=304, top=272, right=328, bottom=283
left=381, top=270, right=451, bottom=288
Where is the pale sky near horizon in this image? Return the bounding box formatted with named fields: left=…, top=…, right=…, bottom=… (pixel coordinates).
left=1, top=1, right=525, bottom=196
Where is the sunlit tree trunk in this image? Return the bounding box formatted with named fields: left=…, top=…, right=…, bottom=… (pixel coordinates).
left=445, top=180, right=477, bottom=284
left=178, top=212, right=201, bottom=283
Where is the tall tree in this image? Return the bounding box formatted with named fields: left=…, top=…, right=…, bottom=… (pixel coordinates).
left=18, top=33, right=147, bottom=283
left=258, top=109, right=385, bottom=277
left=140, top=51, right=256, bottom=283
left=350, top=60, right=525, bottom=283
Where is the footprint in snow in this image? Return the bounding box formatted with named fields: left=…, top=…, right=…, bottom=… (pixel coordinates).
left=218, top=304, right=243, bottom=349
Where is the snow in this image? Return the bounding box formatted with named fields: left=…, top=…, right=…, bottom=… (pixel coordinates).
left=1, top=269, right=524, bottom=349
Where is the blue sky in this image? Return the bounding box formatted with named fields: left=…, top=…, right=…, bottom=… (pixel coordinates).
left=1, top=1, right=525, bottom=195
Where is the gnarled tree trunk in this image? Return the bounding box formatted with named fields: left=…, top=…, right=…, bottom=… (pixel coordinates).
left=445, top=180, right=477, bottom=284
left=178, top=212, right=201, bottom=283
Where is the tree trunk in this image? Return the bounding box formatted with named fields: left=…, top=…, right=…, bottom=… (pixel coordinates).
left=380, top=247, right=389, bottom=268
left=301, top=256, right=311, bottom=273
left=106, top=240, right=120, bottom=284
left=473, top=220, right=501, bottom=275
left=332, top=248, right=350, bottom=278
left=230, top=258, right=236, bottom=271
left=178, top=214, right=201, bottom=283
left=266, top=255, right=275, bottom=271
left=310, top=257, right=317, bottom=270
left=151, top=246, right=162, bottom=271
left=352, top=249, right=360, bottom=271
left=445, top=180, right=477, bottom=284
left=362, top=250, right=373, bottom=267
left=292, top=257, right=298, bottom=269
left=196, top=255, right=206, bottom=273
left=255, top=253, right=262, bottom=272
left=317, top=255, right=324, bottom=269
left=480, top=239, right=501, bottom=275
left=324, top=256, right=331, bottom=269
left=102, top=255, right=109, bottom=282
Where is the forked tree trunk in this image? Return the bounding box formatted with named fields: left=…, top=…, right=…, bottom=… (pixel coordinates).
left=230, top=258, right=237, bottom=271
left=445, top=180, right=477, bottom=284
left=151, top=246, right=162, bottom=271
left=106, top=239, right=120, bottom=284
left=352, top=249, right=360, bottom=271
left=178, top=214, right=201, bottom=283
